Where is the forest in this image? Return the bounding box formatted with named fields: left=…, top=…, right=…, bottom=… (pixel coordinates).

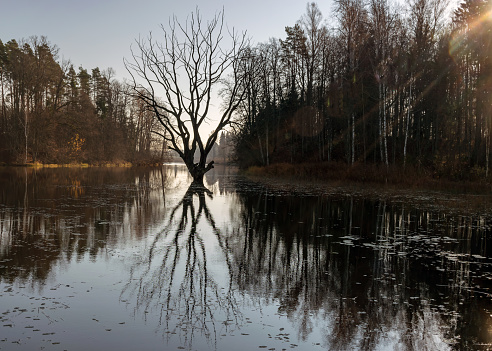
left=1, top=0, right=491, bottom=182
left=0, top=36, right=167, bottom=165
left=0, top=34, right=231, bottom=166
left=233, top=0, right=492, bottom=181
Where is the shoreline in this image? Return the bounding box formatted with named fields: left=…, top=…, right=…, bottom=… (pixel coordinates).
left=0, top=161, right=162, bottom=168
left=2, top=161, right=491, bottom=194
left=242, top=162, right=492, bottom=194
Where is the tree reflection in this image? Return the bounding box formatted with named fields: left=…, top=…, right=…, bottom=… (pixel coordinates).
left=121, top=183, right=239, bottom=349
left=0, top=167, right=168, bottom=286
left=3, top=166, right=492, bottom=349
left=228, top=187, right=492, bottom=350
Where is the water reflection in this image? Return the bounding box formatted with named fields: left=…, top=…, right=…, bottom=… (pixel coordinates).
left=1, top=166, right=492, bottom=350
left=0, top=167, right=168, bottom=285
left=228, top=187, right=492, bottom=350
left=121, top=181, right=240, bottom=350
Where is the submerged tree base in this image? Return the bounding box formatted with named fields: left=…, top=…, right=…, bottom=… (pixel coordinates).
left=186, top=160, right=215, bottom=186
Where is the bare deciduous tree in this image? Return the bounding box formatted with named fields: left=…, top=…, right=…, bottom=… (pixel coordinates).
left=125, top=9, right=248, bottom=185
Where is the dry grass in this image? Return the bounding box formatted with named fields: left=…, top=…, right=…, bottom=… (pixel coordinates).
left=244, top=162, right=492, bottom=193
left=10, top=161, right=136, bottom=168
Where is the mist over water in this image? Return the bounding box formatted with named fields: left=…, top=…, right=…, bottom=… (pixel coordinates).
left=0, top=165, right=491, bottom=350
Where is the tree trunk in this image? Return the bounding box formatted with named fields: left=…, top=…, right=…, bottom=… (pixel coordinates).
left=383, top=84, right=388, bottom=166
left=186, top=160, right=215, bottom=185
left=404, top=81, right=412, bottom=169
left=351, top=113, right=355, bottom=165
left=379, top=82, right=383, bottom=163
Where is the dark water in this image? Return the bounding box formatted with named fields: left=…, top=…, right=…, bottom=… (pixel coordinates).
left=1, top=165, right=492, bottom=350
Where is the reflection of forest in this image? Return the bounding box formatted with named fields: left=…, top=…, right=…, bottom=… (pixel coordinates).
left=3, top=166, right=492, bottom=349
left=227, top=188, right=492, bottom=350
left=118, top=172, right=492, bottom=350
left=0, top=167, right=169, bottom=284
left=204, top=164, right=237, bottom=195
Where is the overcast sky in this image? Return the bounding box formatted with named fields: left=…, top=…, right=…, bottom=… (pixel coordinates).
left=1, top=0, right=337, bottom=81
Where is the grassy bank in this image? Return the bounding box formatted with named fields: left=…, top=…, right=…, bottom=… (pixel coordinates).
left=0, top=161, right=161, bottom=168
left=244, top=162, right=492, bottom=192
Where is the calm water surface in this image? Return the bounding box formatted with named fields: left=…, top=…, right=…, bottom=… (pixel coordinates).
left=1, top=165, right=492, bottom=350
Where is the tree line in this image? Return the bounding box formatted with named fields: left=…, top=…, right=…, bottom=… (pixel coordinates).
left=232, top=0, right=492, bottom=180
left=2, top=0, right=491, bottom=181
left=0, top=36, right=165, bottom=164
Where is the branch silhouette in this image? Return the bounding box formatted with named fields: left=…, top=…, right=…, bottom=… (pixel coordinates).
left=121, top=183, right=241, bottom=349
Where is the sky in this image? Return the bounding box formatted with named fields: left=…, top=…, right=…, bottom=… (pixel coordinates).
left=1, top=0, right=336, bottom=81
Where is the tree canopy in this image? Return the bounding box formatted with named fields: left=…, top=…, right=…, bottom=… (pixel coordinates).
left=125, top=9, right=248, bottom=184
left=0, top=36, right=163, bottom=165
left=231, top=0, right=492, bottom=181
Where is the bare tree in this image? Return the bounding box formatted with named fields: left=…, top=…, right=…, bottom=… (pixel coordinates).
left=125, top=9, right=248, bottom=185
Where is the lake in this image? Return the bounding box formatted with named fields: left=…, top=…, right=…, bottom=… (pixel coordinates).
left=1, top=165, right=492, bottom=350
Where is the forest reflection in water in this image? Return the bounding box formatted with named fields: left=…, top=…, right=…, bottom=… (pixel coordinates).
left=1, top=165, right=492, bottom=350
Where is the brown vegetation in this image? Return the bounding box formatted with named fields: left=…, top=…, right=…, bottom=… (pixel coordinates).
left=244, top=162, right=492, bottom=192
